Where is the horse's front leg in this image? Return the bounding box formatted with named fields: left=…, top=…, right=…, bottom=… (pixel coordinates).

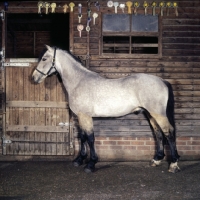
left=84, top=132, right=98, bottom=173
left=73, top=130, right=88, bottom=167
left=76, top=112, right=98, bottom=173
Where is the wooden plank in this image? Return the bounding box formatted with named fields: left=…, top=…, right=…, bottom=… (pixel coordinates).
left=6, top=101, right=68, bottom=108
left=56, top=108, right=63, bottom=155
left=39, top=76, right=46, bottom=155
left=6, top=125, right=69, bottom=132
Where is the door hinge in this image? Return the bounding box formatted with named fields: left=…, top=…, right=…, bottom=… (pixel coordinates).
left=2, top=136, right=12, bottom=144
left=0, top=11, right=5, bottom=21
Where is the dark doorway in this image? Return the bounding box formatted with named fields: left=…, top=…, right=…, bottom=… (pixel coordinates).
left=6, top=13, right=69, bottom=58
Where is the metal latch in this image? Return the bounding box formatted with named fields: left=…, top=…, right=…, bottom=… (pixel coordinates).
left=70, top=142, right=73, bottom=149
left=4, top=63, right=29, bottom=67
left=2, top=137, right=12, bottom=144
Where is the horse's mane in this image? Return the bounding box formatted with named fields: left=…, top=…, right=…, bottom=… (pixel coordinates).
left=39, top=46, right=83, bottom=66
left=39, top=46, right=96, bottom=82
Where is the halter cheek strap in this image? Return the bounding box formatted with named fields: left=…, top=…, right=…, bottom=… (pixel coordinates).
left=36, top=47, right=57, bottom=76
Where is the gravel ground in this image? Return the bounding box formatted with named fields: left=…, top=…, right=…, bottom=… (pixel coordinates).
left=0, top=161, right=200, bottom=200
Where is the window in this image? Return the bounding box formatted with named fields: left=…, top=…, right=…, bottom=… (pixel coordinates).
left=101, top=14, right=161, bottom=58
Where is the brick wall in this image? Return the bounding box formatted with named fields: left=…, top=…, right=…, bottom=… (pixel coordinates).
left=75, top=136, right=200, bottom=161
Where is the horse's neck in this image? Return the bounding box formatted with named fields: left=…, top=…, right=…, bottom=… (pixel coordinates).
left=56, top=51, right=97, bottom=92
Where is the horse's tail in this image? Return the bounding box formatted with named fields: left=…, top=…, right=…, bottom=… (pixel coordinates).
left=164, top=80, right=180, bottom=159
left=164, top=80, right=176, bottom=137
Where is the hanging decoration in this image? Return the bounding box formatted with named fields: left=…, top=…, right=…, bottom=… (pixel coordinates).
left=37, top=1, right=43, bottom=14
left=159, top=1, right=165, bottom=16
left=95, top=1, right=100, bottom=11
left=69, top=2, right=75, bottom=12
left=151, top=1, right=157, bottom=16
left=126, top=1, right=133, bottom=14
left=166, top=2, right=172, bottom=16
left=173, top=2, right=178, bottom=16
left=78, top=3, right=82, bottom=23
left=133, top=1, right=140, bottom=15
left=44, top=2, right=50, bottom=14
left=143, top=1, right=149, bottom=15
left=63, top=4, right=69, bottom=14
left=119, top=3, right=125, bottom=13
left=35, top=1, right=178, bottom=17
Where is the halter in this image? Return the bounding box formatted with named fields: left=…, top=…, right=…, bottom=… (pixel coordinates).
left=36, top=47, right=57, bottom=76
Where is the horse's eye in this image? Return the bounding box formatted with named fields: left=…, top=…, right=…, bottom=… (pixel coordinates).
left=42, top=58, right=46, bottom=61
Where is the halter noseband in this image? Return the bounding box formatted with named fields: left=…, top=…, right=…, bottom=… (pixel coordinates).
left=36, top=47, right=57, bottom=76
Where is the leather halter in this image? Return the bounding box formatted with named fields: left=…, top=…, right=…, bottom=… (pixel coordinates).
left=36, top=47, right=57, bottom=76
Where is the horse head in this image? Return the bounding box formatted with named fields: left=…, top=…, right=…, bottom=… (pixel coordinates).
left=32, top=45, right=57, bottom=83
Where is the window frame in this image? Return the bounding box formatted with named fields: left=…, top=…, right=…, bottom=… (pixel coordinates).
left=100, top=14, right=162, bottom=59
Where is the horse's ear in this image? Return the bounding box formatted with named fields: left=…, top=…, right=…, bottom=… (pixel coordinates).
left=45, top=45, right=52, bottom=51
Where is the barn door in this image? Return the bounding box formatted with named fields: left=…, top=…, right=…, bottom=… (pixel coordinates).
left=4, top=62, right=74, bottom=156
left=1, top=11, right=74, bottom=155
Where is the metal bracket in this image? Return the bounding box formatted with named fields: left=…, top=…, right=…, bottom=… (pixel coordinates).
left=2, top=136, right=12, bottom=144
left=2, top=137, right=12, bottom=155
left=0, top=10, right=5, bottom=21
left=4, top=62, right=30, bottom=67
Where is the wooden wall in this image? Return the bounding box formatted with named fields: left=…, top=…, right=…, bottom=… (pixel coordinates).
left=0, top=0, right=200, bottom=160
left=71, top=0, right=200, bottom=160
left=70, top=0, right=200, bottom=138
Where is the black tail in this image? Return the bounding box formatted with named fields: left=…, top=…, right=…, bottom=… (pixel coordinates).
left=164, top=80, right=180, bottom=160
left=164, top=80, right=176, bottom=137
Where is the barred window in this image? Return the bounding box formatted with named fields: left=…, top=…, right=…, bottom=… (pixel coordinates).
left=101, top=14, right=161, bottom=58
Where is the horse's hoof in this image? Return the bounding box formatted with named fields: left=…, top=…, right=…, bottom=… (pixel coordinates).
left=73, top=161, right=81, bottom=167
left=150, top=159, right=162, bottom=167
left=84, top=167, right=93, bottom=173
left=73, top=154, right=87, bottom=167
left=168, top=162, right=181, bottom=173
left=84, top=164, right=95, bottom=173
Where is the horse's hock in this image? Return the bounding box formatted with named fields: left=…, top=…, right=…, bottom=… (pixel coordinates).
left=0, top=1, right=200, bottom=164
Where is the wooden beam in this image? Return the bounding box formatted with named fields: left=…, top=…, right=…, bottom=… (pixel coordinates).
left=6, top=125, right=69, bottom=132
left=6, top=101, right=68, bottom=108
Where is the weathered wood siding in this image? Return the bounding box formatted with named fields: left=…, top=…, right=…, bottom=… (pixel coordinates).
left=71, top=0, right=200, bottom=138
left=5, top=65, right=72, bottom=156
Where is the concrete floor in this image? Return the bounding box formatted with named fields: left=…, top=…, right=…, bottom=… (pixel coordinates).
left=0, top=161, right=200, bottom=200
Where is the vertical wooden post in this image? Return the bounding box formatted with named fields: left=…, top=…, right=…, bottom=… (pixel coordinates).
left=1, top=10, right=6, bottom=155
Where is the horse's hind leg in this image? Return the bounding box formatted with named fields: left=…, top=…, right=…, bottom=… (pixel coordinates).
left=150, top=119, right=165, bottom=166
left=165, top=127, right=180, bottom=173
left=151, top=114, right=180, bottom=173
left=144, top=112, right=165, bottom=166
left=76, top=112, right=98, bottom=173
left=73, top=129, right=88, bottom=167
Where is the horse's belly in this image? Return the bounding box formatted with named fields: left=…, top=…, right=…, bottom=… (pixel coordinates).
left=92, top=97, right=138, bottom=117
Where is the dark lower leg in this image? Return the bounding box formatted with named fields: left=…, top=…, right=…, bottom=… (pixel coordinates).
left=85, top=132, right=98, bottom=172
left=166, top=133, right=180, bottom=163
left=73, top=131, right=88, bottom=166
left=154, top=131, right=165, bottom=161
left=148, top=117, right=165, bottom=161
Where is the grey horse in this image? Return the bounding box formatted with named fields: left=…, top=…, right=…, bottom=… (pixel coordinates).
left=32, top=45, right=180, bottom=173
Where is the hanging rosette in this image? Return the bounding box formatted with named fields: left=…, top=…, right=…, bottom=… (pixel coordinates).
left=143, top=1, right=149, bottom=16
left=151, top=1, right=157, bottom=16
left=159, top=1, right=165, bottom=16
left=134, top=1, right=140, bottom=15
left=173, top=2, right=178, bottom=16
